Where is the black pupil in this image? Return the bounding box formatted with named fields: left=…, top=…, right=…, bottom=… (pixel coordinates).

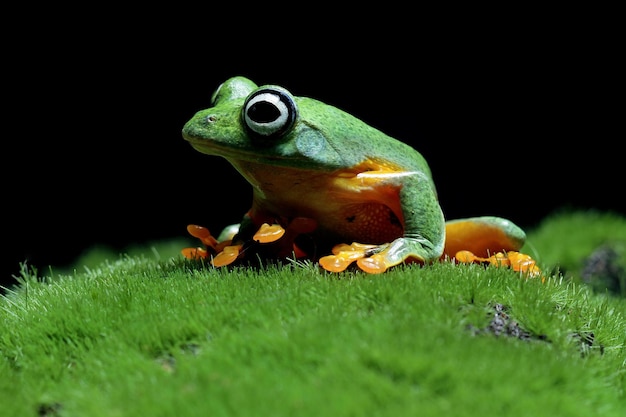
left=248, top=101, right=280, bottom=123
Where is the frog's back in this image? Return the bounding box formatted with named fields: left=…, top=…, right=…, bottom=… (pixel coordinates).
left=296, top=96, right=433, bottom=178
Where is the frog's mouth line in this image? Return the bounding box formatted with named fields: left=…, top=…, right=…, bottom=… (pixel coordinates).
left=187, top=140, right=264, bottom=157
left=185, top=138, right=300, bottom=165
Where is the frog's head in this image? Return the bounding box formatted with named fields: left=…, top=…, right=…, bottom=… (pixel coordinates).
left=182, top=76, right=387, bottom=170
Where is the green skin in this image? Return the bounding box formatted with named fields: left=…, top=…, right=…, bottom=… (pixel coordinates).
left=182, top=76, right=525, bottom=268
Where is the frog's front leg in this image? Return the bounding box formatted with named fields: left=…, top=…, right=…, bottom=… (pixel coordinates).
left=185, top=212, right=318, bottom=268
left=320, top=173, right=446, bottom=273
left=202, top=213, right=256, bottom=267
left=181, top=212, right=257, bottom=266
left=205, top=212, right=289, bottom=266
left=181, top=223, right=242, bottom=264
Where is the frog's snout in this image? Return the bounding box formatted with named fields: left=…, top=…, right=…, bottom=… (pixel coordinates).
left=181, top=116, right=209, bottom=143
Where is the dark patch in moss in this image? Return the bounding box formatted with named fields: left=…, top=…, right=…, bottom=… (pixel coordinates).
left=469, top=303, right=547, bottom=342
left=569, top=331, right=604, bottom=357
left=581, top=244, right=625, bottom=296
left=37, top=402, right=62, bottom=417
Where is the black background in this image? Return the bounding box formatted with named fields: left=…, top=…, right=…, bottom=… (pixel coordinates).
left=3, top=9, right=623, bottom=290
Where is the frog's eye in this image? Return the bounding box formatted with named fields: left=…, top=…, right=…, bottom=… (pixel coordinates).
left=242, top=87, right=297, bottom=138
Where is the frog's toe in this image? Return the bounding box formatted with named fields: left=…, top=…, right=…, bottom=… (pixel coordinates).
left=318, top=242, right=377, bottom=272
left=212, top=244, right=244, bottom=267
left=356, top=254, right=389, bottom=274
left=454, top=250, right=542, bottom=280
left=186, top=224, right=219, bottom=250
left=506, top=251, right=542, bottom=278
left=181, top=247, right=209, bottom=260
left=183, top=223, right=235, bottom=261
left=253, top=223, right=286, bottom=243
left=319, top=254, right=356, bottom=273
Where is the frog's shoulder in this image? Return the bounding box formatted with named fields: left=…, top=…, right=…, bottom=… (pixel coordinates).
left=295, top=98, right=429, bottom=172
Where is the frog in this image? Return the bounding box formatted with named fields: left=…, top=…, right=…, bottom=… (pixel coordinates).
left=181, top=76, right=539, bottom=276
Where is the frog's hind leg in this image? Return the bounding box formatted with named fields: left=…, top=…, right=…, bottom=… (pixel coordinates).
left=443, top=216, right=526, bottom=259
left=443, top=216, right=541, bottom=278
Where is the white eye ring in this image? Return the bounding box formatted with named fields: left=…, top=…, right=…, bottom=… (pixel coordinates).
left=243, top=87, right=297, bottom=137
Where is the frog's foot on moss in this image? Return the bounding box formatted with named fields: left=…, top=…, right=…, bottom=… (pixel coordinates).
left=182, top=218, right=316, bottom=268
left=318, top=242, right=382, bottom=273
left=318, top=241, right=543, bottom=277
left=318, top=238, right=434, bottom=274
left=182, top=223, right=276, bottom=267
left=181, top=224, right=242, bottom=266
left=454, top=250, right=543, bottom=279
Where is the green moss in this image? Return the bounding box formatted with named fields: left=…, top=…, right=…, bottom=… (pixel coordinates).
left=523, top=209, right=626, bottom=295
left=2, top=211, right=626, bottom=416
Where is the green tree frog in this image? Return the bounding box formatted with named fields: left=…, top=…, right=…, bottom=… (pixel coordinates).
left=181, top=76, right=539, bottom=276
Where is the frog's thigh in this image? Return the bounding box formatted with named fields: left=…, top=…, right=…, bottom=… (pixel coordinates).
left=443, top=216, right=526, bottom=258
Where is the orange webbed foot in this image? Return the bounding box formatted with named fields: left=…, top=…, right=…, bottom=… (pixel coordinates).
left=253, top=223, right=286, bottom=243
left=182, top=224, right=238, bottom=266
left=251, top=218, right=318, bottom=259
left=185, top=224, right=219, bottom=250
left=181, top=246, right=209, bottom=260
left=183, top=220, right=315, bottom=269
left=211, top=244, right=244, bottom=267
left=319, top=242, right=383, bottom=273
left=454, top=250, right=542, bottom=279
left=182, top=224, right=219, bottom=260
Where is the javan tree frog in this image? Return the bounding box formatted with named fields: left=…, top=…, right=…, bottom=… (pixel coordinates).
left=181, top=76, right=539, bottom=276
